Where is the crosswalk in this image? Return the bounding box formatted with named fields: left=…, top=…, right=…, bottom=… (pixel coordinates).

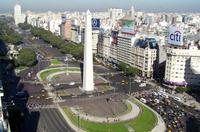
left=27, top=104, right=56, bottom=110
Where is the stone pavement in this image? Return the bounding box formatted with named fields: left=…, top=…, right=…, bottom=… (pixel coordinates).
left=70, top=100, right=140, bottom=123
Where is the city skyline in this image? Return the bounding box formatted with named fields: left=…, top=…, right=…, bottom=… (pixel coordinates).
left=1, top=0, right=200, bottom=13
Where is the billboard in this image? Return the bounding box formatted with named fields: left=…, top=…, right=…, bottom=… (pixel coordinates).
left=168, top=26, right=183, bottom=46
left=92, top=18, right=100, bottom=28
left=121, top=20, right=135, bottom=34
left=111, top=31, right=118, bottom=44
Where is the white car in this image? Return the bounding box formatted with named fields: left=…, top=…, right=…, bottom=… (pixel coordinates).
left=139, top=83, right=146, bottom=87
left=153, top=92, right=158, bottom=96
left=135, top=79, right=141, bottom=83
left=55, top=83, right=60, bottom=86
left=69, top=82, right=75, bottom=86
left=162, top=93, right=169, bottom=98
left=140, top=98, right=147, bottom=103
left=174, top=97, right=181, bottom=102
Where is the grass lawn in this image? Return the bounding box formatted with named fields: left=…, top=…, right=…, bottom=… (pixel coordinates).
left=39, top=67, right=80, bottom=81
left=16, top=66, right=28, bottom=71
left=63, top=98, right=157, bottom=132
left=50, top=59, right=63, bottom=65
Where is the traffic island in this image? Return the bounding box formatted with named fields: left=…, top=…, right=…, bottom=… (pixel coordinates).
left=37, top=67, right=114, bottom=98
left=61, top=98, right=158, bottom=132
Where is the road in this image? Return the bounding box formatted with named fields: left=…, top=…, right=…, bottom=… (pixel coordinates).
left=10, top=21, right=154, bottom=132
left=22, top=108, right=74, bottom=132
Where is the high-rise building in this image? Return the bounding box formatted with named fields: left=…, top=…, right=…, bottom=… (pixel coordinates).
left=109, top=8, right=123, bottom=21
left=164, top=43, right=200, bottom=86
left=117, top=34, right=135, bottom=66
left=82, top=29, right=100, bottom=53
left=14, top=4, right=25, bottom=26
left=60, top=20, right=72, bottom=40
left=131, top=38, right=158, bottom=78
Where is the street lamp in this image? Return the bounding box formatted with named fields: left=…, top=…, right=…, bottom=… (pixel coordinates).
left=65, top=57, right=69, bottom=76
left=129, top=77, right=132, bottom=95
left=77, top=107, right=82, bottom=130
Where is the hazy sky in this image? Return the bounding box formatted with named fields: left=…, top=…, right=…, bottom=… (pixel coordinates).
left=1, top=0, right=200, bottom=13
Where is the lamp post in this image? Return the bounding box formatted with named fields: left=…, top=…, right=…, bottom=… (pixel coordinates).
left=65, top=57, right=69, bottom=75
left=77, top=107, right=82, bottom=130
left=129, top=76, right=132, bottom=95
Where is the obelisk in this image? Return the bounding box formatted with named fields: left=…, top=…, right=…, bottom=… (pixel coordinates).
left=83, top=10, right=94, bottom=91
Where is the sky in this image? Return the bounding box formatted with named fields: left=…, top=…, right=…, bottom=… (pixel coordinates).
left=0, top=0, right=200, bottom=13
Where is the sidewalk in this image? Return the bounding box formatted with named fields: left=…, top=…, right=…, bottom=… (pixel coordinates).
left=57, top=105, right=86, bottom=132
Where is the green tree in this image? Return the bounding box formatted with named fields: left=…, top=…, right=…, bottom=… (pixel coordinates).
left=175, top=87, right=192, bottom=93
left=0, top=20, right=22, bottom=45
left=127, top=66, right=140, bottom=76
left=16, top=48, right=37, bottom=67
left=118, top=62, right=127, bottom=71
left=30, top=25, right=84, bottom=60
left=118, top=62, right=140, bottom=76
left=18, top=23, right=32, bottom=30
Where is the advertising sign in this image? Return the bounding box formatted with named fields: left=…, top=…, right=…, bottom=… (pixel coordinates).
left=168, top=26, right=183, bottom=46
left=92, top=18, right=100, bottom=28
left=121, top=20, right=135, bottom=34
left=111, top=31, right=118, bottom=44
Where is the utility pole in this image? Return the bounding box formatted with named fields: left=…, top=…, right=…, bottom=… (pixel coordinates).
left=129, top=76, right=132, bottom=95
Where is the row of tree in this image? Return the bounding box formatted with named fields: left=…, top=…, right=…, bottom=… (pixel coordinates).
left=14, top=48, right=37, bottom=67
left=18, top=23, right=32, bottom=30
left=18, top=23, right=84, bottom=60
left=0, top=21, right=22, bottom=45
left=0, top=21, right=36, bottom=67
left=118, top=62, right=140, bottom=77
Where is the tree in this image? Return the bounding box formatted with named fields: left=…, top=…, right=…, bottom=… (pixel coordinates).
left=118, top=62, right=140, bottom=77
left=118, top=62, right=127, bottom=71
left=175, top=87, right=192, bottom=93
left=30, top=25, right=84, bottom=60
left=0, top=20, right=22, bottom=45
left=127, top=66, right=140, bottom=76
left=16, top=48, right=36, bottom=67
left=5, top=33, right=22, bottom=44
left=18, top=23, right=32, bottom=30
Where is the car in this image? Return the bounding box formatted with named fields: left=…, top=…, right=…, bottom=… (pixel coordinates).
left=174, top=97, right=181, bottom=102
left=153, top=92, right=158, bottom=96
left=69, top=82, right=75, bottom=86
left=140, top=98, right=147, bottom=103
left=139, top=83, right=146, bottom=87
left=135, top=79, right=141, bottom=83
left=55, top=83, right=60, bottom=86
left=161, top=93, right=169, bottom=98
left=15, top=91, right=28, bottom=100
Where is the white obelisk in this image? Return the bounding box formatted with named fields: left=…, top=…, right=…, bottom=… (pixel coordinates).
left=83, top=10, right=94, bottom=92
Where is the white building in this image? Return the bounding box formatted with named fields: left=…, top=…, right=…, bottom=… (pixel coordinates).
left=82, top=29, right=100, bottom=53
left=117, top=33, right=136, bottom=66
left=109, top=8, right=123, bottom=21
left=48, top=19, right=62, bottom=36
left=97, top=32, right=112, bottom=61
left=164, top=44, right=200, bottom=86
left=92, top=29, right=100, bottom=54
left=97, top=30, right=158, bottom=78
left=131, top=38, right=157, bottom=77
left=14, top=4, right=25, bottom=26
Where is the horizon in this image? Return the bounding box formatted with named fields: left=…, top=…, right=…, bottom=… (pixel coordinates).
left=1, top=0, right=200, bottom=13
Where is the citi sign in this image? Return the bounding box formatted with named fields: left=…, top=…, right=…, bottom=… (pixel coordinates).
left=170, top=31, right=181, bottom=42
left=168, top=26, right=183, bottom=46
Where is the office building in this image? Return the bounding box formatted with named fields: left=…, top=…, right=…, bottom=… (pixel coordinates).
left=14, top=4, right=25, bottom=26
left=164, top=43, right=200, bottom=86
